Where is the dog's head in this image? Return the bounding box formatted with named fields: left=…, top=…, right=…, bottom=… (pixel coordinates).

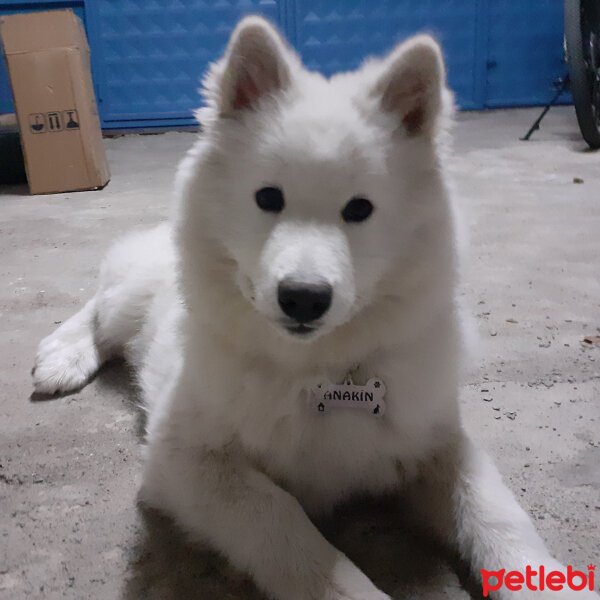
left=177, top=17, right=453, bottom=345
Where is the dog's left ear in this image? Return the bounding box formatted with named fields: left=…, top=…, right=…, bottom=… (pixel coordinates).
left=370, top=35, right=447, bottom=136
left=215, top=16, right=293, bottom=116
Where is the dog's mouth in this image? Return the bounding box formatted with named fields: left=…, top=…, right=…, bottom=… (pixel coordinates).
left=279, top=319, right=321, bottom=337
left=285, top=323, right=317, bottom=336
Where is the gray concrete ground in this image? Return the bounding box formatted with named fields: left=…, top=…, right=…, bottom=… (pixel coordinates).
left=1, top=107, right=599, bottom=600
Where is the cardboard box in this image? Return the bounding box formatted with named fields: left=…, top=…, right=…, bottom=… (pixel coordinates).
left=0, top=9, right=110, bottom=194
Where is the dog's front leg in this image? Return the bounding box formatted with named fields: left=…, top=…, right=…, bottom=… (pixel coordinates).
left=140, top=442, right=390, bottom=600
left=407, top=432, right=599, bottom=599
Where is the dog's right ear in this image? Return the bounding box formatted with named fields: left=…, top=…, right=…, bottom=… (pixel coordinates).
left=206, top=16, right=293, bottom=117
left=368, top=35, right=449, bottom=137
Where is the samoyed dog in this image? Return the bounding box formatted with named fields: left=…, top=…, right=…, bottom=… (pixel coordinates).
left=33, top=16, right=597, bottom=600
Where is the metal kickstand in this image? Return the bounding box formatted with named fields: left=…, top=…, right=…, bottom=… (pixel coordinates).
left=520, top=75, right=570, bottom=141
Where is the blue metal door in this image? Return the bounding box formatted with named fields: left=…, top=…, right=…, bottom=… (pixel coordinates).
left=484, top=0, right=566, bottom=107
left=87, top=0, right=283, bottom=127
left=292, top=0, right=482, bottom=109
left=1, top=1, right=569, bottom=129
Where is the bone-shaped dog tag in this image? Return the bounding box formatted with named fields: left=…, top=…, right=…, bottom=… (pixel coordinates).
left=311, top=378, right=386, bottom=417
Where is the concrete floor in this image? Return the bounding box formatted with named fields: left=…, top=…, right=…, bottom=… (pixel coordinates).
left=1, top=107, right=599, bottom=600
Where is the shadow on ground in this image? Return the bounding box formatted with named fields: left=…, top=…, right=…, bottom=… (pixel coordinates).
left=120, top=494, right=482, bottom=600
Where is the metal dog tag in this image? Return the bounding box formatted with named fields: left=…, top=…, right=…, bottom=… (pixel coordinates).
left=311, top=378, right=386, bottom=417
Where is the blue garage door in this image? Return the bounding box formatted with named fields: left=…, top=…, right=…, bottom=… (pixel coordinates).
left=293, top=0, right=481, bottom=109
left=87, top=0, right=282, bottom=127
left=485, top=0, right=566, bottom=107
left=0, top=0, right=568, bottom=129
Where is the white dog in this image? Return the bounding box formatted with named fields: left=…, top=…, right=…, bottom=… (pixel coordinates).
left=33, top=17, right=598, bottom=600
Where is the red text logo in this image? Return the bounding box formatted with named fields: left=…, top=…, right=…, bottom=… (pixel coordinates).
left=481, top=564, right=596, bottom=596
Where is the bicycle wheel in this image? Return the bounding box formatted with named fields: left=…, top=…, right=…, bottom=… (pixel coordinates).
left=565, top=0, right=600, bottom=148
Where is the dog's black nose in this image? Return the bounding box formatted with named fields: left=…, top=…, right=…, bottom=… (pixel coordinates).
left=278, top=280, right=332, bottom=323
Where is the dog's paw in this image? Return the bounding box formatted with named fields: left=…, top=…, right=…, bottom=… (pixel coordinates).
left=333, top=594, right=389, bottom=600
left=321, top=588, right=389, bottom=600
left=32, top=329, right=99, bottom=395
left=320, top=556, right=391, bottom=600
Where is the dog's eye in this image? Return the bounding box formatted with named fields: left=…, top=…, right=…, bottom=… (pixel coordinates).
left=341, top=197, right=373, bottom=223
left=255, top=187, right=284, bottom=213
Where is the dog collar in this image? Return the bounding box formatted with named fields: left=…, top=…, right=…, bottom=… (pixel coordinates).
left=310, top=374, right=386, bottom=417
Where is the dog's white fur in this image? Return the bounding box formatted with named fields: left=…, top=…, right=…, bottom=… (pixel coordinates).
left=33, top=17, right=598, bottom=600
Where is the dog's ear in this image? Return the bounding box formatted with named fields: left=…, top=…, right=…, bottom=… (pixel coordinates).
left=214, top=16, right=292, bottom=116
left=370, top=35, right=447, bottom=136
